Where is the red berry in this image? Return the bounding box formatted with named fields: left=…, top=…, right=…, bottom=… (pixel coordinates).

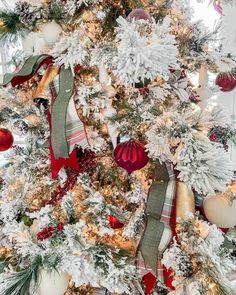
left=57, top=222, right=64, bottom=232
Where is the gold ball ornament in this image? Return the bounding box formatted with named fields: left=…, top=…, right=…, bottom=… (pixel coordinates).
left=203, top=192, right=236, bottom=228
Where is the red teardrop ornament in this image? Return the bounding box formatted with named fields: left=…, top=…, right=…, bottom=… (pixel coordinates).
left=0, top=128, right=14, bottom=151
left=113, top=139, right=149, bottom=174
left=215, top=72, right=236, bottom=92
left=108, top=215, right=124, bottom=229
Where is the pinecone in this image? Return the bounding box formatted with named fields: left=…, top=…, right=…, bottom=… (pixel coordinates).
left=14, top=1, right=40, bottom=27
left=12, top=119, right=29, bottom=135
left=178, top=255, right=193, bottom=277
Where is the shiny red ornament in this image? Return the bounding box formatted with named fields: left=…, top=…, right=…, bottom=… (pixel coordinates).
left=215, top=72, right=236, bottom=92
left=0, top=128, right=14, bottom=151
left=108, top=215, right=124, bottom=229
left=113, top=139, right=149, bottom=174
left=127, top=9, right=151, bottom=21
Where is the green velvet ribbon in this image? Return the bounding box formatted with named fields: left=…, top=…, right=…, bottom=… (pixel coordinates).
left=139, top=161, right=170, bottom=273
left=2, top=55, right=52, bottom=86
left=51, top=67, right=74, bottom=159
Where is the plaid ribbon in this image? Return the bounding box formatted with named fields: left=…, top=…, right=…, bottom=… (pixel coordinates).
left=66, top=96, right=89, bottom=152
left=138, top=161, right=176, bottom=285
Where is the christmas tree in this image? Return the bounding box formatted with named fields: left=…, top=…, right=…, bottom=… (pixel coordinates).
left=0, top=0, right=236, bottom=294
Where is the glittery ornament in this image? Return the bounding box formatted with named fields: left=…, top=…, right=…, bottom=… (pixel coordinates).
left=0, top=128, right=14, bottom=151
left=215, top=72, right=236, bottom=92
left=74, top=64, right=81, bottom=75
left=127, top=9, right=151, bottom=21
left=113, top=139, right=149, bottom=174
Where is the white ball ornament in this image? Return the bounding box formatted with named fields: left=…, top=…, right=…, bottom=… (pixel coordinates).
left=42, top=20, right=62, bottom=44
left=203, top=192, right=236, bottom=228
left=38, top=269, right=69, bottom=295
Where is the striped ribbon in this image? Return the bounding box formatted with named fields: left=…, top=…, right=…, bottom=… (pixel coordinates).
left=2, top=55, right=89, bottom=177
left=138, top=161, right=176, bottom=286
left=2, top=55, right=52, bottom=87
left=65, top=96, right=89, bottom=153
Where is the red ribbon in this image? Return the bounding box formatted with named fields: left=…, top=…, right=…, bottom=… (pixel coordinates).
left=49, top=84, right=79, bottom=179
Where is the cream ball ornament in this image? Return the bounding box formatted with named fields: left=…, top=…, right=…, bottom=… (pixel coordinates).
left=38, top=269, right=69, bottom=295
left=203, top=192, right=236, bottom=228
left=42, top=20, right=62, bottom=44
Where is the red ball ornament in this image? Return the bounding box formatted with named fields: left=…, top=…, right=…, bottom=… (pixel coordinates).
left=108, top=215, right=124, bottom=229
left=215, top=72, right=236, bottom=92
left=113, top=139, right=149, bottom=174
left=127, top=9, right=151, bottom=21
left=0, top=128, right=14, bottom=151
left=74, top=64, right=81, bottom=75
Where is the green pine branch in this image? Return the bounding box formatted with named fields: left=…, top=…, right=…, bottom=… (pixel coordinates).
left=2, top=256, right=42, bottom=295
left=0, top=10, right=25, bottom=41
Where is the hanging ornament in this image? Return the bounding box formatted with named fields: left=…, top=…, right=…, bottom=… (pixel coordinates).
left=0, top=128, right=14, bottom=151
left=108, top=215, right=124, bottom=229
left=38, top=269, right=69, bottom=295
left=127, top=9, right=151, bottom=21
left=215, top=72, right=236, bottom=92
left=74, top=64, right=81, bottom=75
left=203, top=192, right=236, bottom=228
left=113, top=139, right=149, bottom=174
left=42, top=20, right=62, bottom=44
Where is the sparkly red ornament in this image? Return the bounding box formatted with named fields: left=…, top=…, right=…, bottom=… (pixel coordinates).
left=113, top=139, right=149, bottom=174
left=215, top=72, right=236, bottom=92
left=74, top=64, right=81, bottom=75
left=0, top=128, right=14, bottom=151
left=108, top=215, right=124, bottom=229
left=127, top=9, right=151, bottom=21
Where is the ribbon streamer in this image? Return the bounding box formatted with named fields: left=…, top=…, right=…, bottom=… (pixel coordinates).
left=50, top=68, right=74, bottom=159
left=2, top=55, right=53, bottom=87
left=138, top=161, right=176, bottom=276
left=2, top=55, right=88, bottom=178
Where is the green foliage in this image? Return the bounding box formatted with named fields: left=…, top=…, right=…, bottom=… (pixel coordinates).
left=0, top=10, right=25, bottom=40
left=0, top=259, right=8, bottom=274
left=20, top=214, right=33, bottom=227
left=91, top=243, right=134, bottom=275
left=48, top=1, right=64, bottom=22
left=2, top=256, right=42, bottom=295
